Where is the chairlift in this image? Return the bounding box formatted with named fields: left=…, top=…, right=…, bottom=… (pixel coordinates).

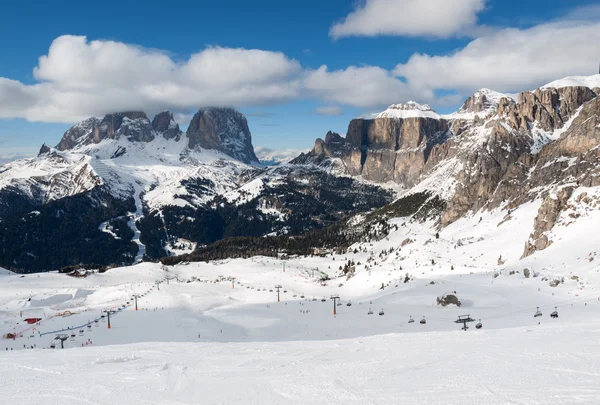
left=420, top=317, right=426, bottom=325
left=534, top=307, right=542, bottom=317
left=70, top=334, right=76, bottom=341
left=283, top=290, right=287, bottom=293
left=87, top=325, right=92, bottom=330
left=321, top=298, right=326, bottom=302
left=550, top=307, right=558, bottom=319
left=408, top=316, right=415, bottom=323
left=368, top=308, right=373, bottom=315
left=476, top=319, right=483, bottom=329
left=346, top=301, right=352, bottom=307
left=293, top=294, right=297, bottom=298
left=79, top=330, right=84, bottom=335
left=50, top=343, right=56, bottom=349
left=337, top=302, right=342, bottom=306
left=379, top=309, right=385, bottom=316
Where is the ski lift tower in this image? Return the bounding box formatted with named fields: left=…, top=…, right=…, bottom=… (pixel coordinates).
left=55, top=334, right=69, bottom=349
left=232, top=277, right=236, bottom=289
left=133, top=294, right=140, bottom=311
left=455, top=315, right=475, bottom=331
left=330, top=295, right=340, bottom=316
left=103, top=310, right=114, bottom=329
left=275, top=285, right=282, bottom=303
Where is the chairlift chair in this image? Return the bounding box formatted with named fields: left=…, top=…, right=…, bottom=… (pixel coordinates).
left=300, top=295, right=305, bottom=298
left=476, top=320, right=483, bottom=329
left=379, top=309, right=385, bottom=316
left=550, top=307, right=558, bottom=318
left=321, top=298, right=326, bottom=302
left=347, top=302, right=352, bottom=307
left=534, top=307, right=543, bottom=317
left=337, top=302, right=342, bottom=306
left=420, top=317, right=426, bottom=325
left=368, top=308, right=373, bottom=315
left=408, top=316, right=415, bottom=323
left=79, top=329, right=84, bottom=335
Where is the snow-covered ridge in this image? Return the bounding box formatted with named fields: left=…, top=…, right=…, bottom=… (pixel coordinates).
left=542, top=74, right=600, bottom=90
left=360, top=102, right=441, bottom=120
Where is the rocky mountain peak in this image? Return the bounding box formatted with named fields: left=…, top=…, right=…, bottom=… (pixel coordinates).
left=152, top=111, right=182, bottom=141
left=458, top=88, right=513, bottom=115
left=56, top=112, right=155, bottom=151
left=365, top=102, right=441, bottom=120
left=186, top=107, right=259, bottom=164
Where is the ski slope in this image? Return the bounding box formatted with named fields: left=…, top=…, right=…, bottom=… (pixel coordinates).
left=2, top=197, right=600, bottom=403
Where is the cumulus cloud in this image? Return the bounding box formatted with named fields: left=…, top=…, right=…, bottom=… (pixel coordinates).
left=1, top=18, right=599, bottom=125
left=330, top=0, right=486, bottom=39
left=0, top=35, right=301, bottom=123
left=315, top=106, right=343, bottom=116
left=394, top=21, right=600, bottom=94
left=303, top=65, right=423, bottom=109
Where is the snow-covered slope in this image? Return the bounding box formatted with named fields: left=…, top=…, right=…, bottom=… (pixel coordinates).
left=542, top=73, right=600, bottom=89
left=2, top=194, right=600, bottom=401
left=361, top=101, right=441, bottom=120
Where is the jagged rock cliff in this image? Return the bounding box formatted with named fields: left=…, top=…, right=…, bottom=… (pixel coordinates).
left=298, top=75, right=600, bottom=259
left=54, top=107, right=258, bottom=164
left=186, top=108, right=259, bottom=164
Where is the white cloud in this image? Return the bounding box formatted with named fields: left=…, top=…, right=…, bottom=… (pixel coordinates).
left=1, top=17, right=599, bottom=127
left=303, top=65, right=424, bottom=109
left=330, top=0, right=486, bottom=39
left=315, top=106, right=343, bottom=116
left=0, top=35, right=301, bottom=123
left=394, top=21, right=600, bottom=94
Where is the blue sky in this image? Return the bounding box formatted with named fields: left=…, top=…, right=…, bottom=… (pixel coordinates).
left=1, top=0, right=599, bottom=160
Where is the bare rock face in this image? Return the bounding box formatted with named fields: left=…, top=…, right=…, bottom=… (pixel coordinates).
left=100, top=112, right=154, bottom=143
left=56, top=112, right=155, bottom=150
left=522, top=187, right=573, bottom=258
left=152, top=111, right=182, bottom=141
left=437, top=294, right=461, bottom=307
left=292, top=131, right=348, bottom=165
left=295, top=78, right=600, bottom=255
left=186, top=108, right=259, bottom=164
left=56, top=117, right=102, bottom=150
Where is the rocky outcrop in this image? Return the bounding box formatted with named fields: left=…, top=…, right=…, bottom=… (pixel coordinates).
left=296, top=77, right=600, bottom=251
left=299, top=103, right=450, bottom=186
left=292, top=131, right=348, bottom=165
left=437, top=293, right=461, bottom=307
left=56, top=112, right=155, bottom=150
left=186, top=108, right=259, bottom=164
left=522, top=187, right=573, bottom=258
left=56, top=117, right=101, bottom=150
left=152, top=111, right=182, bottom=141
left=55, top=108, right=261, bottom=164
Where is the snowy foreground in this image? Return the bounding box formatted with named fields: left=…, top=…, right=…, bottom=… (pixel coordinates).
left=2, top=203, right=600, bottom=403
left=2, top=323, right=600, bottom=405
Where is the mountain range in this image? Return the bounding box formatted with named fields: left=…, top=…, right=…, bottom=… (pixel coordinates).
left=1, top=74, right=599, bottom=272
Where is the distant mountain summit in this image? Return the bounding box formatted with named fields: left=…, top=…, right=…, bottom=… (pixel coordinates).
left=54, top=107, right=258, bottom=164
left=186, top=108, right=258, bottom=164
